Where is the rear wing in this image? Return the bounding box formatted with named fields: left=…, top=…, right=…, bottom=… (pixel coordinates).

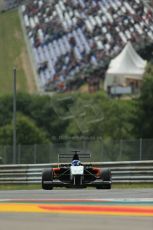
left=58, top=151, right=91, bottom=166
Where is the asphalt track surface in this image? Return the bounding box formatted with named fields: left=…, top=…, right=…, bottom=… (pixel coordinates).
left=0, top=188, right=153, bottom=199
left=0, top=189, right=153, bottom=230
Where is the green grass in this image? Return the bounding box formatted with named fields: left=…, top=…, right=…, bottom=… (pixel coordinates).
left=112, top=183, right=153, bottom=189
left=0, top=184, right=41, bottom=190
left=0, top=183, right=153, bottom=190
left=0, top=10, right=35, bottom=94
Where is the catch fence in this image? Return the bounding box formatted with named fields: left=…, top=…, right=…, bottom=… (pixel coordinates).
left=0, top=139, right=153, bottom=164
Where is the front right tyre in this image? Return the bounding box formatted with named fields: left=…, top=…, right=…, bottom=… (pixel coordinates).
left=42, top=168, right=53, bottom=190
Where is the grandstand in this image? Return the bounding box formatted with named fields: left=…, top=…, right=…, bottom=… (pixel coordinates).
left=8, top=0, right=153, bottom=92
left=1, top=0, right=24, bottom=11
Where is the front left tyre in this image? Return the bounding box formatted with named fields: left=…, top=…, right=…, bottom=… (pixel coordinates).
left=42, top=168, right=53, bottom=190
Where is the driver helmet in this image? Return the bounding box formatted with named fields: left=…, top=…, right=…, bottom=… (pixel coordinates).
left=72, top=160, right=81, bottom=166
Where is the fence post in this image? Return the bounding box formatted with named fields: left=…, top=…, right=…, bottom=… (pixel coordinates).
left=3, top=146, right=6, bottom=164
left=101, top=140, right=103, bottom=162
left=34, top=144, right=37, bottom=164
left=140, top=138, right=142, bottom=160
left=119, top=139, right=122, bottom=160
left=18, top=144, right=21, bottom=164
left=13, top=67, right=17, bottom=164
left=49, top=143, right=52, bottom=163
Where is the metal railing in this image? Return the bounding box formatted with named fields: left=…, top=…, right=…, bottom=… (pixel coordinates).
left=0, top=161, right=153, bottom=185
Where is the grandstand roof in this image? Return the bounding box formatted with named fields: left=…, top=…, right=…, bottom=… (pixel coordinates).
left=106, top=42, right=147, bottom=76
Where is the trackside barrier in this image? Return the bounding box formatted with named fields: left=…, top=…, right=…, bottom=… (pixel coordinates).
left=0, top=161, right=153, bottom=185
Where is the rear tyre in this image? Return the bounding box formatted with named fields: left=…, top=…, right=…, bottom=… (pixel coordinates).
left=102, top=169, right=111, bottom=181
left=96, top=168, right=112, bottom=189
left=42, top=168, right=53, bottom=190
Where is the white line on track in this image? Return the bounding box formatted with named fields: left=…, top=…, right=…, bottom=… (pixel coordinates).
left=0, top=198, right=153, bottom=202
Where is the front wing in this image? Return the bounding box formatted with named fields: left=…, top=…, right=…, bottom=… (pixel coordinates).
left=43, top=179, right=112, bottom=188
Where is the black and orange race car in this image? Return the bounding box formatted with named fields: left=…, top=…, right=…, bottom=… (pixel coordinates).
left=42, top=150, right=112, bottom=190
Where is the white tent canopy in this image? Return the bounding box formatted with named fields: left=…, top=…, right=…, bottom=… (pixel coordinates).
left=104, top=42, right=147, bottom=90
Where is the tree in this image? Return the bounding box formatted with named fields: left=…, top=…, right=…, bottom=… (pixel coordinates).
left=0, top=94, right=13, bottom=126
left=66, top=92, right=133, bottom=140
left=133, top=64, right=153, bottom=138
left=0, top=113, right=49, bottom=145
left=0, top=92, right=70, bottom=142
left=0, top=91, right=134, bottom=144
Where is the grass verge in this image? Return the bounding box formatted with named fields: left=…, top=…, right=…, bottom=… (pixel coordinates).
left=0, top=184, right=41, bottom=190
left=0, top=9, right=36, bottom=94
left=112, top=183, right=153, bottom=189
left=0, top=183, right=153, bottom=190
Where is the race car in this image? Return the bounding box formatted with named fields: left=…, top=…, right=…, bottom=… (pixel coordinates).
left=42, top=150, right=112, bottom=190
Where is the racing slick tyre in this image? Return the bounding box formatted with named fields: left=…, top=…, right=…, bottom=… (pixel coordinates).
left=96, top=168, right=112, bottom=189
left=42, top=168, right=53, bottom=190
